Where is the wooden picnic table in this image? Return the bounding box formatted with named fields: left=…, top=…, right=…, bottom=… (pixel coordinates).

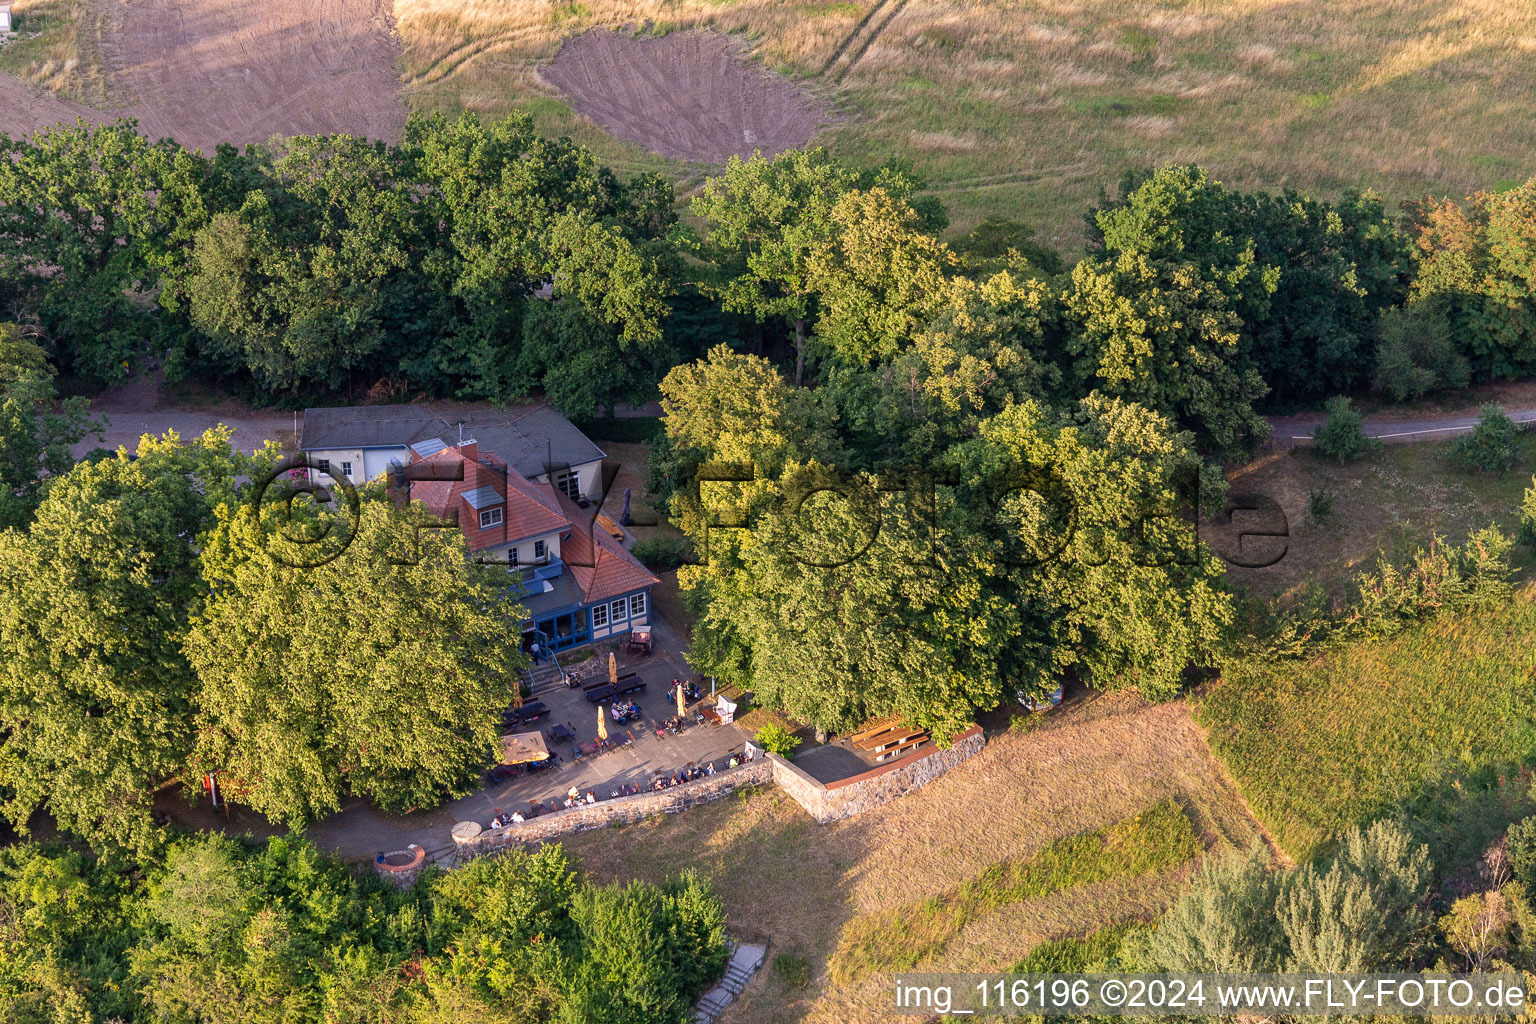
left=872, top=730, right=927, bottom=753
left=875, top=736, right=928, bottom=762
left=849, top=718, right=904, bottom=745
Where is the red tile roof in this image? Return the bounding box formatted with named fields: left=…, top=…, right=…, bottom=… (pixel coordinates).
left=551, top=490, right=660, bottom=603
left=401, top=445, right=568, bottom=553
left=394, top=442, right=656, bottom=604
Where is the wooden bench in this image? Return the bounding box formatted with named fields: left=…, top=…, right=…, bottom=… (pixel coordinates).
left=849, top=719, right=903, bottom=746
left=876, top=736, right=928, bottom=762
left=852, top=726, right=905, bottom=750
left=872, top=730, right=927, bottom=753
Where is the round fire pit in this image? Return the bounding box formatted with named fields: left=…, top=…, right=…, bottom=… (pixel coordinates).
left=375, top=844, right=425, bottom=874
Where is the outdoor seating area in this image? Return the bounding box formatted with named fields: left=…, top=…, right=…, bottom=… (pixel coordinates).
left=851, top=719, right=931, bottom=762
left=482, top=745, right=758, bottom=831
left=469, top=656, right=754, bottom=836
left=582, top=673, right=647, bottom=703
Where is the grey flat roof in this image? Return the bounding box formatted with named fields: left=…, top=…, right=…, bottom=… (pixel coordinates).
left=301, top=405, right=453, bottom=451
left=516, top=571, right=585, bottom=618
left=464, top=407, right=604, bottom=480
left=300, top=404, right=603, bottom=481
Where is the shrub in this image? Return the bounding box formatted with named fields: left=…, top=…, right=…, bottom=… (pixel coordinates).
left=1277, top=820, right=1434, bottom=971
left=1153, top=821, right=1433, bottom=974
left=1151, top=850, right=1287, bottom=972
left=1348, top=526, right=1515, bottom=638
left=1508, top=817, right=1536, bottom=887
left=1454, top=404, right=1520, bottom=474
left=1520, top=478, right=1536, bottom=545
left=1373, top=303, right=1469, bottom=403
left=1307, top=486, right=1335, bottom=523
left=753, top=722, right=801, bottom=757
left=630, top=534, right=695, bottom=571
left=773, top=953, right=809, bottom=990
left=1312, top=396, right=1380, bottom=465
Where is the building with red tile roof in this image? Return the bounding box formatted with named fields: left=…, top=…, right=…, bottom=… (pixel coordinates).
left=392, top=437, right=657, bottom=653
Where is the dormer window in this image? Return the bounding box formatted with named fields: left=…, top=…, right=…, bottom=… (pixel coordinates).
left=479, top=507, right=504, bottom=529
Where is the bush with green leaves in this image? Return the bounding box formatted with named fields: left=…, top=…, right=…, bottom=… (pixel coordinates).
left=1312, top=396, right=1380, bottom=465
left=1521, top=478, right=1536, bottom=545
left=1347, top=525, right=1515, bottom=639
left=1307, top=486, right=1335, bottom=523
left=630, top=534, right=696, bottom=571
left=1509, top=817, right=1536, bottom=888
left=754, top=721, right=802, bottom=757
left=1373, top=302, right=1470, bottom=403
left=1454, top=403, right=1521, bottom=474
left=0, top=835, right=729, bottom=1024
left=1151, top=820, right=1433, bottom=973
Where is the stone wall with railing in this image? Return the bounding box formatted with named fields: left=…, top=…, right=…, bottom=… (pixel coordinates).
left=446, top=760, right=772, bottom=863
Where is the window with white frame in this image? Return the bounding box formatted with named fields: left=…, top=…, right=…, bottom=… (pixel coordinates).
left=591, top=603, right=608, bottom=629
left=340, top=461, right=353, bottom=478
left=478, top=507, right=504, bottom=529
left=629, top=593, right=647, bottom=618
left=610, top=599, right=627, bottom=622
left=534, top=539, right=547, bottom=560
left=554, top=470, right=581, bottom=499
left=315, top=458, right=330, bottom=475
left=509, top=547, right=519, bottom=564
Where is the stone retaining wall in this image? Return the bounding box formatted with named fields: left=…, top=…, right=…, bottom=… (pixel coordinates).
left=769, top=724, right=985, bottom=823
left=451, top=760, right=772, bottom=861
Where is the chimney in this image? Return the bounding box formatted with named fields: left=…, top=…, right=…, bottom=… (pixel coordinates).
left=457, top=439, right=478, bottom=463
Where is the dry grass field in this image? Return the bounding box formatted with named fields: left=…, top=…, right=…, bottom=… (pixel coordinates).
left=391, top=0, right=1536, bottom=245
left=559, top=692, right=1265, bottom=1024
left=7, top=0, right=1535, bottom=244
left=0, top=0, right=406, bottom=151
left=0, top=0, right=118, bottom=105
left=1219, top=430, right=1536, bottom=604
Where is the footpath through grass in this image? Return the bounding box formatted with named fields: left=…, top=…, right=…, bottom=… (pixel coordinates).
left=828, top=799, right=1199, bottom=984
left=1199, top=588, right=1536, bottom=867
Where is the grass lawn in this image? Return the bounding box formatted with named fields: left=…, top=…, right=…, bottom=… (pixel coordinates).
left=1218, top=433, right=1536, bottom=604
left=1198, top=585, right=1536, bottom=869
left=391, top=0, right=1536, bottom=247
left=828, top=799, right=1198, bottom=984
left=559, top=693, right=1262, bottom=1023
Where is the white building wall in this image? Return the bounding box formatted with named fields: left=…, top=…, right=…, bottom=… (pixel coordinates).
left=529, top=458, right=602, bottom=500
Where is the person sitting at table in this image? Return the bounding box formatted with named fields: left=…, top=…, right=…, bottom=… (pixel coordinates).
left=511, top=810, right=524, bottom=823
left=585, top=791, right=596, bottom=804
left=489, top=817, right=504, bottom=830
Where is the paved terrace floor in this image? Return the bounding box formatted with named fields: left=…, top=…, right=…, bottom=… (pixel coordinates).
left=159, top=618, right=754, bottom=861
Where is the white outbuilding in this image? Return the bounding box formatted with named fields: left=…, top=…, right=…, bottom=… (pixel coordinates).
left=0, top=5, right=13, bottom=34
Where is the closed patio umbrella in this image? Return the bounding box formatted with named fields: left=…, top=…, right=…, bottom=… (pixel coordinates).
left=676, top=682, right=687, bottom=717
left=597, top=704, right=608, bottom=742
left=609, top=652, right=618, bottom=683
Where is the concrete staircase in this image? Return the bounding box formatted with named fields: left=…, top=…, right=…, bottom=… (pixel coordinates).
left=526, top=661, right=568, bottom=697
left=693, top=942, right=767, bottom=1024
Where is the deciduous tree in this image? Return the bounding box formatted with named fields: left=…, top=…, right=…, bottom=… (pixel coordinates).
left=184, top=496, right=527, bottom=826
